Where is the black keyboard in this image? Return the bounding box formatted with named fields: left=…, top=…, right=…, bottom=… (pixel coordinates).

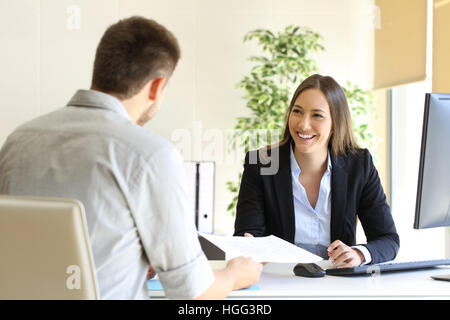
left=325, top=258, right=450, bottom=276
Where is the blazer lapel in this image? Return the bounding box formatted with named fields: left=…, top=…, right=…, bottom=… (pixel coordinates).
left=330, top=153, right=348, bottom=242
left=272, top=143, right=295, bottom=243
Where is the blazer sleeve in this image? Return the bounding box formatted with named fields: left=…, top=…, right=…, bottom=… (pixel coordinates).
left=234, top=151, right=266, bottom=237
left=357, top=149, right=400, bottom=264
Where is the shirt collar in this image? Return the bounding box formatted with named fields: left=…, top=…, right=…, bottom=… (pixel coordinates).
left=289, top=143, right=332, bottom=176
left=66, top=89, right=131, bottom=121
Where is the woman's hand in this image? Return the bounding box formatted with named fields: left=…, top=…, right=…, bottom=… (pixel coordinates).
left=327, top=240, right=365, bottom=268
left=243, top=233, right=268, bottom=266
left=147, top=265, right=156, bottom=279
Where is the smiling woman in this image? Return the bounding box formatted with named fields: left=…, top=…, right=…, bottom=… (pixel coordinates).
left=234, top=74, right=400, bottom=268
left=287, top=88, right=333, bottom=210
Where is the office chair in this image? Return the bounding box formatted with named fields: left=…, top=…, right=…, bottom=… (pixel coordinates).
left=0, top=196, right=99, bottom=299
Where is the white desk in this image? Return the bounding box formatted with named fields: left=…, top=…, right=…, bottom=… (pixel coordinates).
left=149, top=261, right=450, bottom=299
left=230, top=262, right=450, bottom=299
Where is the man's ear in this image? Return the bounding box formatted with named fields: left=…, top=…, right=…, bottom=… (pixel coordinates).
left=148, top=77, right=166, bottom=101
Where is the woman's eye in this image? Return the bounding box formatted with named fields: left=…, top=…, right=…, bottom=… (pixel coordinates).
left=313, top=114, right=324, bottom=118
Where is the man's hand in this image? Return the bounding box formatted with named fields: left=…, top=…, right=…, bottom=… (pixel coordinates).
left=226, top=256, right=263, bottom=290
left=194, top=256, right=263, bottom=299
left=327, top=240, right=365, bottom=268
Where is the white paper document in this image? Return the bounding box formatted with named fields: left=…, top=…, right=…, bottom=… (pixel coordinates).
left=198, top=232, right=324, bottom=264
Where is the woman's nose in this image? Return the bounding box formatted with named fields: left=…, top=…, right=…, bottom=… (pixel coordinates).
left=298, top=117, right=311, bottom=131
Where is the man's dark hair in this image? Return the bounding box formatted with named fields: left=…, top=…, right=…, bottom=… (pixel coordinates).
left=91, top=16, right=181, bottom=100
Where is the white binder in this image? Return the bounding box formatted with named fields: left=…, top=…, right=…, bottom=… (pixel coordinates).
left=183, top=161, right=215, bottom=233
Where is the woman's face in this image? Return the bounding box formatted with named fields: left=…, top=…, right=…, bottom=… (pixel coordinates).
left=288, top=88, right=333, bottom=156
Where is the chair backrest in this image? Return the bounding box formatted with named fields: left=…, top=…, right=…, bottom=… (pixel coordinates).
left=0, top=196, right=99, bottom=299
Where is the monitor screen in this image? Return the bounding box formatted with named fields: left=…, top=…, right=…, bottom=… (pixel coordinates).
left=414, top=93, right=450, bottom=229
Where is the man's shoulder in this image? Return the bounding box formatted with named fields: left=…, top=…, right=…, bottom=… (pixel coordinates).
left=8, top=106, right=179, bottom=166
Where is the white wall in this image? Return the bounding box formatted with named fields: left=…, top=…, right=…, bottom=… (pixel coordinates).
left=0, top=0, right=377, bottom=235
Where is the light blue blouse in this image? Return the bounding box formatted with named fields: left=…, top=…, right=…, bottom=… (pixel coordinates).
left=290, top=145, right=332, bottom=259
left=290, top=145, right=372, bottom=263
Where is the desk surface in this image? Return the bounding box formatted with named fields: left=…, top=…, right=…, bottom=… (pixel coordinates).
left=230, top=262, right=450, bottom=299
left=149, top=261, right=450, bottom=299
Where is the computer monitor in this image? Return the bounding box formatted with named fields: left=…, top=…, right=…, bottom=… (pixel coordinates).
left=414, top=93, right=450, bottom=229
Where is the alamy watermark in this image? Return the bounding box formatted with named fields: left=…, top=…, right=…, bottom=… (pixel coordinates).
left=171, top=121, right=281, bottom=175
left=369, top=5, right=381, bottom=30
left=365, top=265, right=382, bottom=289
left=66, top=4, right=81, bottom=30
left=66, top=265, right=81, bottom=290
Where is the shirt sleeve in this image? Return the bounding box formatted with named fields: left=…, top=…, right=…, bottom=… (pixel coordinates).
left=352, top=245, right=372, bottom=265
left=128, top=144, right=214, bottom=299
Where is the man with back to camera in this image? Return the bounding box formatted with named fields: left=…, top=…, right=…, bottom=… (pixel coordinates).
left=0, top=16, right=262, bottom=299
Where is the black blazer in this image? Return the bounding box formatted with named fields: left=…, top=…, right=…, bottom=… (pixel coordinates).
left=234, top=142, right=400, bottom=264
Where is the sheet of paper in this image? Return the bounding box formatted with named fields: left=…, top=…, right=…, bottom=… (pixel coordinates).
left=198, top=232, right=323, bottom=263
